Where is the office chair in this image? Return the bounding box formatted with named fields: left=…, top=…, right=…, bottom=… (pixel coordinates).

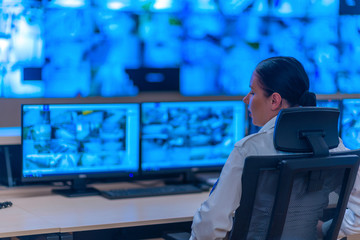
left=229, top=107, right=360, bottom=240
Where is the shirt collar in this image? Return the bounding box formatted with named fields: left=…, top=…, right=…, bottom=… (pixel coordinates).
left=258, top=116, right=277, bottom=133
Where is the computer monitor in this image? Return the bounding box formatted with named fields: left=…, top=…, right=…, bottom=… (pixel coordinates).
left=21, top=103, right=140, bottom=197
left=140, top=100, right=245, bottom=178
left=341, top=99, right=360, bottom=150
left=317, top=99, right=340, bottom=109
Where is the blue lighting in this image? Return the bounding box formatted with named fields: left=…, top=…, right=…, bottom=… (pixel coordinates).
left=0, top=0, right=356, bottom=98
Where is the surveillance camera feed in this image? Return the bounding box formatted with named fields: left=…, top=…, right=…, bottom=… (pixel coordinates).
left=317, top=99, right=340, bottom=109
left=141, top=101, right=245, bottom=172
left=21, top=103, right=140, bottom=181
left=0, top=0, right=358, bottom=97
left=317, top=99, right=341, bottom=133
left=341, top=99, right=360, bottom=150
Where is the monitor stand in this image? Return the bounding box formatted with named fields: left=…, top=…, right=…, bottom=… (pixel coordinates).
left=52, top=179, right=100, bottom=197
left=164, top=170, right=211, bottom=192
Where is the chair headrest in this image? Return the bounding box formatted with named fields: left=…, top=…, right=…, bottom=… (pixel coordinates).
left=274, top=107, right=339, bottom=153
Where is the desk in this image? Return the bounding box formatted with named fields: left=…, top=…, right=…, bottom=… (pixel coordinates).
left=2, top=184, right=360, bottom=240
left=0, top=204, right=58, bottom=238
left=0, top=183, right=209, bottom=239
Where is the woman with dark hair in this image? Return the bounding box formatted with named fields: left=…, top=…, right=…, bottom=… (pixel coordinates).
left=254, top=56, right=316, bottom=107
left=243, top=56, right=317, bottom=127
left=189, top=56, right=349, bottom=240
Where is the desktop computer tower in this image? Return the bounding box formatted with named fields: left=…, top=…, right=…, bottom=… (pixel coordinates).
left=0, top=144, right=22, bottom=187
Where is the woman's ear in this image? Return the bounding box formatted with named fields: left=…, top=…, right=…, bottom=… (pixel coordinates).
left=270, top=92, right=283, bottom=111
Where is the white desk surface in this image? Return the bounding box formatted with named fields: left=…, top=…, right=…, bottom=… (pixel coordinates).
left=0, top=182, right=209, bottom=237
left=0, top=204, right=59, bottom=238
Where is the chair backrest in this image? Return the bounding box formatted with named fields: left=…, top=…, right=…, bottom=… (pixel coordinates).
left=229, top=107, right=360, bottom=240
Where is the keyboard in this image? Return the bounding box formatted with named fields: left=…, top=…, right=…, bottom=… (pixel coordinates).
left=100, top=184, right=203, bottom=200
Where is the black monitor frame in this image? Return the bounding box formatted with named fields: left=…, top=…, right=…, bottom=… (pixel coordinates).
left=21, top=102, right=141, bottom=197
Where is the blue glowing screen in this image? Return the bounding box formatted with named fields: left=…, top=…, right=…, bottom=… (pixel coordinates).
left=317, top=99, right=341, bottom=133
left=317, top=100, right=340, bottom=109
left=341, top=99, right=360, bottom=150
left=0, top=0, right=358, bottom=97
left=21, top=103, right=140, bottom=179
left=141, top=100, right=245, bottom=172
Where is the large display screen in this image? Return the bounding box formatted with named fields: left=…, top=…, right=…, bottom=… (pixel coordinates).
left=0, top=0, right=357, bottom=97
left=21, top=103, right=140, bottom=181
left=141, top=100, right=245, bottom=172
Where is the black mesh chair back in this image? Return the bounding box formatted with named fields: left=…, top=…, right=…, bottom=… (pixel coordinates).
left=229, top=107, right=360, bottom=240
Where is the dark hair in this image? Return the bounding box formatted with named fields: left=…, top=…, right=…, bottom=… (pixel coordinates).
left=255, top=56, right=316, bottom=107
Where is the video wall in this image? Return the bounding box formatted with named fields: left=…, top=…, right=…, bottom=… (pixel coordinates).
left=1, top=0, right=359, bottom=97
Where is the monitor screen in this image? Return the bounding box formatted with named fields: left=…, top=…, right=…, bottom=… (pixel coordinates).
left=0, top=0, right=348, bottom=98
left=317, top=99, right=341, bottom=134
left=21, top=103, right=140, bottom=186
left=317, top=99, right=340, bottom=109
left=141, top=100, right=245, bottom=174
left=341, top=99, right=360, bottom=150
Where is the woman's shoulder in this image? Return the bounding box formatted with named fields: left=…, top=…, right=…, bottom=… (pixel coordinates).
left=330, top=138, right=350, bottom=152
left=234, top=130, right=273, bottom=148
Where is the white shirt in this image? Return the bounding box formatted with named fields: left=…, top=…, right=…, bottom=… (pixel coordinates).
left=337, top=163, right=360, bottom=238
left=190, top=116, right=349, bottom=240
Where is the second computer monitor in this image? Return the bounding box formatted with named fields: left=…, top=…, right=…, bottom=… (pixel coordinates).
left=141, top=100, right=246, bottom=173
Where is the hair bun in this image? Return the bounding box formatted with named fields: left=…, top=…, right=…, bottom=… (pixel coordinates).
left=298, top=90, right=316, bottom=106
